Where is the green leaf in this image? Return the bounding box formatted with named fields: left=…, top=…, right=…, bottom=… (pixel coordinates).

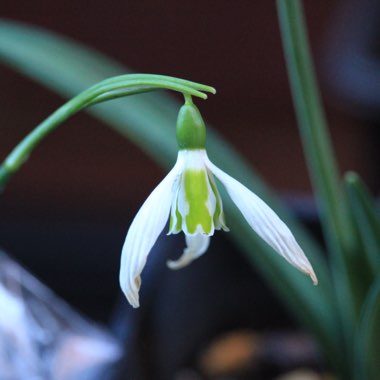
left=345, top=172, right=380, bottom=277
left=0, top=19, right=340, bottom=363
left=355, top=278, right=380, bottom=380
left=276, top=0, right=354, bottom=255
left=277, top=1, right=359, bottom=372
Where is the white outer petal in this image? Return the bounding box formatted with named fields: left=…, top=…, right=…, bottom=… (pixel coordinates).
left=167, top=234, right=210, bottom=270
left=205, top=155, right=318, bottom=285
left=119, top=156, right=184, bottom=308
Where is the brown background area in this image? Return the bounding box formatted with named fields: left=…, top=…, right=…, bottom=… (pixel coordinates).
left=0, top=0, right=370, bottom=217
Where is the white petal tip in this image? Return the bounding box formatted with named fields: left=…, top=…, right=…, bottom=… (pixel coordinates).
left=166, top=234, right=210, bottom=270
left=166, top=259, right=189, bottom=270
left=302, top=268, right=318, bottom=285
left=120, top=274, right=141, bottom=308
left=130, top=300, right=140, bottom=308
left=310, top=272, right=318, bottom=286
left=125, top=290, right=140, bottom=308
left=216, top=225, right=230, bottom=232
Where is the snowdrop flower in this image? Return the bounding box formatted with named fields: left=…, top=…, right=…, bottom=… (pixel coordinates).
left=120, top=100, right=317, bottom=307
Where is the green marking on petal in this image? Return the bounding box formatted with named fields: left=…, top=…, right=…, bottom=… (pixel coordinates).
left=174, top=204, right=182, bottom=232
left=169, top=200, right=182, bottom=234
left=169, top=215, right=173, bottom=230
left=209, top=175, right=222, bottom=224
left=208, top=171, right=228, bottom=230
left=183, top=169, right=214, bottom=234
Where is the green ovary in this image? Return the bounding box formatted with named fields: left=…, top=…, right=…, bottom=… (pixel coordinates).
left=183, top=169, right=213, bottom=234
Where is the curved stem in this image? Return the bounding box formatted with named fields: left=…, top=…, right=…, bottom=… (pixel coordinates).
left=0, top=74, right=215, bottom=189
left=183, top=93, right=194, bottom=104
left=89, top=78, right=211, bottom=100
left=92, top=73, right=216, bottom=95
left=89, top=86, right=158, bottom=105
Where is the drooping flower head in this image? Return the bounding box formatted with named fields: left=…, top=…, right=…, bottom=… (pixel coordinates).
left=120, top=98, right=317, bottom=307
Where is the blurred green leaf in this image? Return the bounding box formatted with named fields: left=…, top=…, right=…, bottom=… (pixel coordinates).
left=354, top=278, right=380, bottom=380
left=276, top=0, right=354, bottom=254
left=345, top=172, right=380, bottom=277
left=277, top=2, right=359, bottom=372
left=0, top=19, right=339, bottom=361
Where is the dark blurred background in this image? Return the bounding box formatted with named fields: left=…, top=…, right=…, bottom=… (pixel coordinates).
left=0, top=1, right=378, bottom=378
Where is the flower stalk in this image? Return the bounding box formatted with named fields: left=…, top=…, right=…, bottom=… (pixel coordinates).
left=0, top=74, right=215, bottom=190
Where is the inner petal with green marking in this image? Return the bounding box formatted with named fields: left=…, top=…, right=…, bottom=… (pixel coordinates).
left=169, top=198, right=182, bottom=233
left=180, top=168, right=216, bottom=235
left=208, top=170, right=228, bottom=231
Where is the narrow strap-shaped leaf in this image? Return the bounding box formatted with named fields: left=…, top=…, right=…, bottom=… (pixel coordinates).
left=354, top=278, right=380, bottom=380
left=0, top=19, right=339, bottom=363
left=276, top=0, right=353, bottom=254
left=345, top=172, right=380, bottom=276
left=277, top=1, right=359, bottom=372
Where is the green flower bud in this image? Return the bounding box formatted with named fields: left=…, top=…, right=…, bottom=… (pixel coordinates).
left=176, top=100, right=206, bottom=149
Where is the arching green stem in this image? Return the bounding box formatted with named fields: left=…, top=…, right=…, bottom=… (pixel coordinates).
left=0, top=74, right=215, bottom=190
